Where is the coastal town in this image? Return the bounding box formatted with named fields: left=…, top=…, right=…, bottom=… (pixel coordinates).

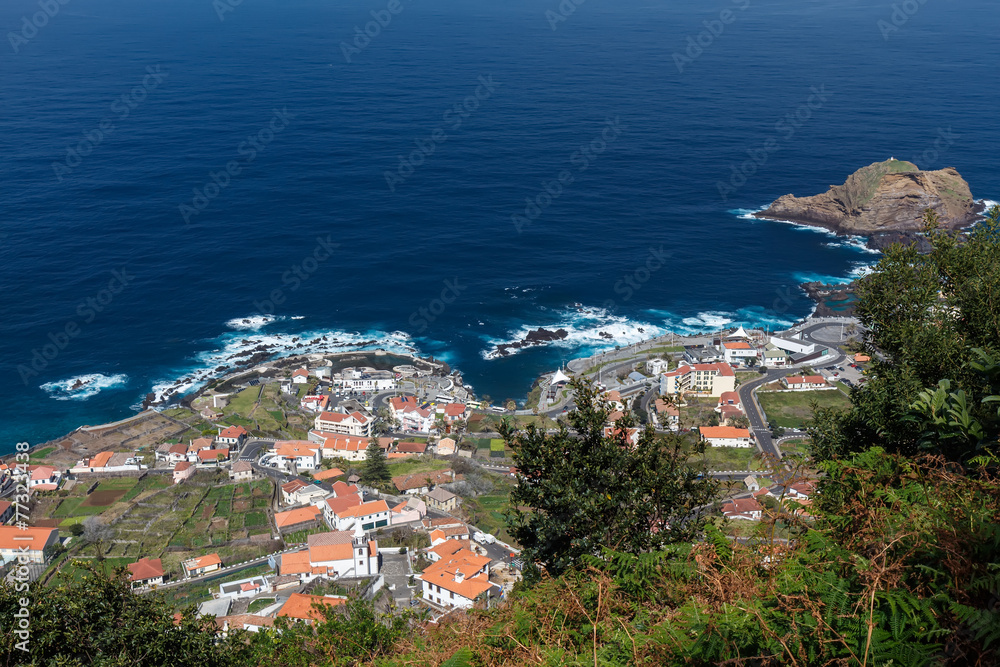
left=1, top=314, right=862, bottom=630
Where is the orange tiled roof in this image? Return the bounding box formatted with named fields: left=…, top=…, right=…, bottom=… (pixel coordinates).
left=0, top=526, right=56, bottom=551
left=275, top=505, right=321, bottom=528
left=420, top=549, right=494, bottom=600
left=312, top=468, right=345, bottom=481
left=700, top=426, right=750, bottom=438
left=335, top=500, right=388, bottom=519
left=185, top=553, right=222, bottom=569
left=277, top=593, right=346, bottom=622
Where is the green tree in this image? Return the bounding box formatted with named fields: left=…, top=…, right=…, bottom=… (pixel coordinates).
left=811, top=206, right=1000, bottom=462
left=503, top=379, right=717, bottom=578
left=360, top=438, right=390, bottom=488
left=0, top=562, right=250, bottom=666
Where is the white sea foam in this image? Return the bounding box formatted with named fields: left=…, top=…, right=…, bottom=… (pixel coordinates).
left=481, top=306, right=667, bottom=360
left=41, top=373, right=129, bottom=400
left=225, top=315, right=277, bottom=330
left=148, top=325, right=416, bottom=405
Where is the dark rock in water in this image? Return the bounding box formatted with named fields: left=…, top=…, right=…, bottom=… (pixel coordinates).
left=292, top=337, right=299, bottom=343
left=866, top=231, right=934, bottom=253
left=598, top=331, right=613, bottom=340
left=801, top=282, right=860, bottom=318
left=492, top=328, right=569, bottom=357
left=215, top=366, right=228, bottom=372
left=71, top=378, right=86, bottom=390
left=141, top=392, right=156, bottom=409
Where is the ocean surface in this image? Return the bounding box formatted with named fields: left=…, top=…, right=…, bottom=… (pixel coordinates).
left=1, top=0, right=998, bottom=453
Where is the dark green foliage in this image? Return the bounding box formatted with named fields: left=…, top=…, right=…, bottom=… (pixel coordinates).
left=361, top=437, right=391, bottom=488
left=503, top=379, right=717, bottom=578
left=812, top=206, right=1000, bottom=462
left=0, top=562, right=249, bottom=667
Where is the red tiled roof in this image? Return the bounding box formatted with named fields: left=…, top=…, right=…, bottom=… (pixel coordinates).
left=128, top=557, right=164, bottom=581
left=219, top=425, right=248, bottom=439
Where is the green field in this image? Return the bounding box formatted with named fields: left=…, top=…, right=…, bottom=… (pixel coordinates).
left=386, top=457, right=450, bottom=478
left=692, top=445, right=759, bottom=471
left=28, top=447, right=55, bottom=461
left=244, top=511, right=267, bottom=527
left=52, top=558, right=134, bottom=586
left=51, top=497, right=108, bottom=518
left=96, top=478, right=139, bottom=491
left=489, top=439, right=505, bottom=451
left=757, top=389, right=851, bottom=428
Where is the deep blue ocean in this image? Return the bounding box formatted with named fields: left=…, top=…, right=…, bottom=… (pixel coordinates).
left=1, top=0, right=997, bottom=453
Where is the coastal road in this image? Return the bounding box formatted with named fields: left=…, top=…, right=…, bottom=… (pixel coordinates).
left=738, top=368, right=792, bottom=461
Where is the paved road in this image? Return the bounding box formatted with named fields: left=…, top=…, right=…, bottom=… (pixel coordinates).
left=737, top=368, right=792, bottom=460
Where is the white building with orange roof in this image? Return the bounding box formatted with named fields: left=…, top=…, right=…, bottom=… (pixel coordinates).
left=216, top=425, right=248, bottom=447
left=699, top=426, right=753, bottom=448
left=70, top=450, right=144, bottom=475
left=182, top=553, right=223, bottom=577
left=660, top=362, right=736, bottom=397
left=277, top=592, right=347, bottom=623
left=418, top=548, right=496, bottom=609
left=319, top=435, right=370, bottom=461
left=322, top=493, right=362, bottom=527
left=314, top=410, right=372, bottom=438
left=27, top=465, right=61, bottom=491
left=0, top=526, right=59, bottom=565
left=333, top=499, right=391, bottom=532
left=721, top=497, right=763, bottom=521
left=719, top=339, right=757, bottom=364
left=278, top=529, right=379, bottom=583
left=280, top=478, right=327, bottom=506
left=266, top=440, right=321, bottom=472
left=127, top=557, right=165, bottom=589
left=291, top=367, right=310, bottom=384
left=300, top=394, right=329, bottom=412
left=437, top=403, right=469, bottom=423
left=781, top=375, right=832, bottom=391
